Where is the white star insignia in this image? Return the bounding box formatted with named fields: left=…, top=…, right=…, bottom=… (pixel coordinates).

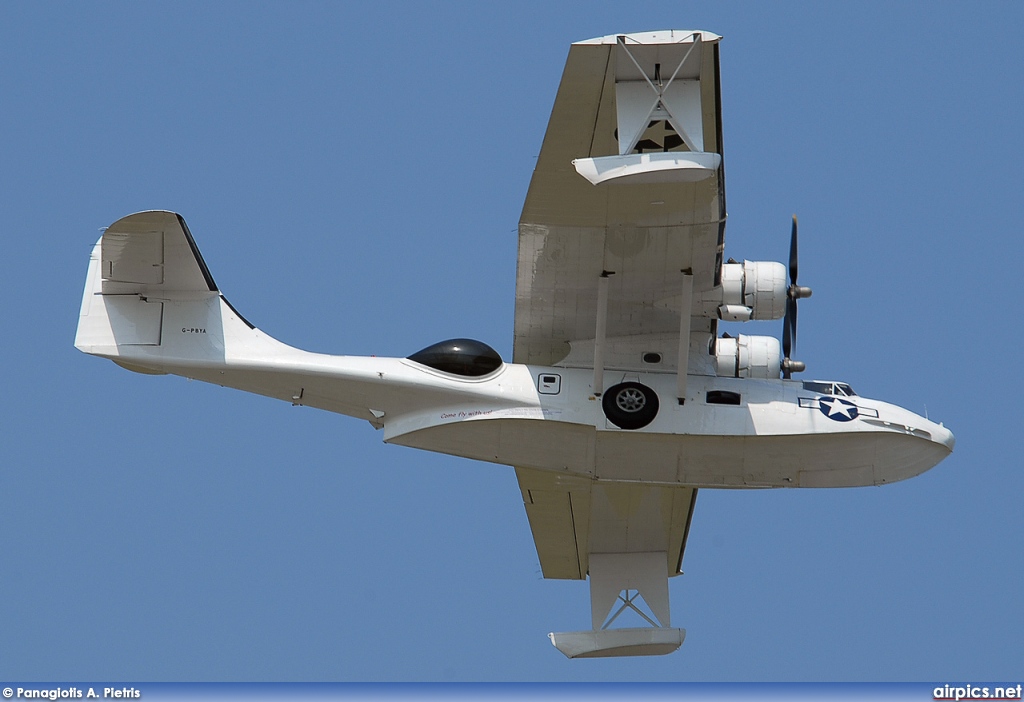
left=822, top=397, right=854, bottom=418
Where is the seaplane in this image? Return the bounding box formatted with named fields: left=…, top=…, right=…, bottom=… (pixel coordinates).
left=75, top=30, right=954, bottom=658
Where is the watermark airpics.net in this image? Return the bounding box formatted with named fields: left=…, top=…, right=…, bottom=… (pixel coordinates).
left=935, top=684, right=1023, bottom=701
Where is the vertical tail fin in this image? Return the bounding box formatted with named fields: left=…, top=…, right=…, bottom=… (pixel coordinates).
left=76, top=210, right=395, bottom=421
left=75, top=211, right=264, bottom=373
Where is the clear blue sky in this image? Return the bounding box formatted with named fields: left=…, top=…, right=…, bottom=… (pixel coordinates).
left=2, top=1, right=1021, bottom=682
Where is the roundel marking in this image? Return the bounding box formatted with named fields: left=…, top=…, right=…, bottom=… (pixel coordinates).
left=818, top=396, right=859, bottom=422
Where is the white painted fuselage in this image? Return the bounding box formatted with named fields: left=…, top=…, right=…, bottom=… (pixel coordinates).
left=76, top=251, right=953, bottom=491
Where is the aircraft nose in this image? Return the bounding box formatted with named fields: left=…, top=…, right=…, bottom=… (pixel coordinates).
left=932, top=423, right=955, bottom=452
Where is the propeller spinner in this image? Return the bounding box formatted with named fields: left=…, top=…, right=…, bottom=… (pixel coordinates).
left=782, top=215, right=812, bottom=379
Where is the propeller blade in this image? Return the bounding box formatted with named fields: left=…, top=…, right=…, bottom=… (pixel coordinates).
left=782, top=215, right=808, bottom=380
left=789, top=295, right=798, bottom=350
left=783, top=297, right=793, bottom=359
left=789, top=215, right=799, bottom=285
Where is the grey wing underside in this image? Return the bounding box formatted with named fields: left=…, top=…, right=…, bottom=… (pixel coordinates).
left=514, top=32, right=727, bottom=369
left=515, top=466, right=698, bottom=580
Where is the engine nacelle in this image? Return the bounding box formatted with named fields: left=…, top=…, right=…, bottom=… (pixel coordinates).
left=719, top=261, right=787, bottom=321
left=714, top=334, right=781, bottom=379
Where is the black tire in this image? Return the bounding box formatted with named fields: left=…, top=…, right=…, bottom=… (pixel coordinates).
left=602, top=382, right=659, bottom=430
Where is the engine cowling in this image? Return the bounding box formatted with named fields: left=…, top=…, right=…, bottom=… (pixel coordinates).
left=719, top=261, right=787, bottom=321
left=714, top=334, right=781, bottom=379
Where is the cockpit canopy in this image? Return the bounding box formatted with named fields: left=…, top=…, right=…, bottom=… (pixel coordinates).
left=407, top=338, right=503, bottom=377
left=802, top=380, right=857, bottom=397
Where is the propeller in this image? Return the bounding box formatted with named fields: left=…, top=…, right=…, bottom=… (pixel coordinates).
left=782, top=215, right=812, bottom=379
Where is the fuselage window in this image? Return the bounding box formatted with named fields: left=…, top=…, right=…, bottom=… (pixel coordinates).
left=707, top=390, right=741, bottom=405
left=802, top=381, right=832, bottom=394
left=802, top=380, right=857, bottom=397
left=537, top=373, right=561, bottom=395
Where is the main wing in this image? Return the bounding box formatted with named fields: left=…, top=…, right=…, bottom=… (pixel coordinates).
left=514, top=30, right=725, bottom=369
left=515, top=467, right=697, bottom=582
left=514, top=31, right=724, bottom=586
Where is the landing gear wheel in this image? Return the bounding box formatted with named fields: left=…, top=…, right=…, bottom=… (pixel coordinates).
left=602, top=382, right=659, bottom=430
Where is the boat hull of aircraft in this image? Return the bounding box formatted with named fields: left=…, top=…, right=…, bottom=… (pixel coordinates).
left=77, top=244, right=951, bottom=492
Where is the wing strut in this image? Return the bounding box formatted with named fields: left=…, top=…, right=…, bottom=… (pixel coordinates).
left=615, top=33, right=704, bottom=154
left=593, top=271, right=613, bottom=396
left=676, top=270, right=693, bottom=403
